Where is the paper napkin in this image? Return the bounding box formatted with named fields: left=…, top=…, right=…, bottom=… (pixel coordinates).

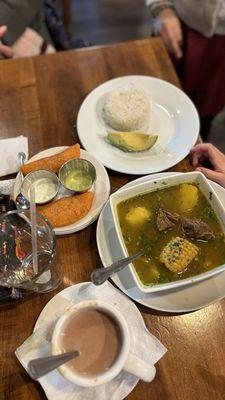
left=0, top=136, right=28, bottom=177
left=0, top=179, right=15, bottom=195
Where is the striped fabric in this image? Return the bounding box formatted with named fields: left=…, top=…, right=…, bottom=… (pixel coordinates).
left=148, top=1, right=175, bottom=17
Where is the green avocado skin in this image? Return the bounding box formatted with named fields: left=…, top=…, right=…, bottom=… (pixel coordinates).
left=107, top=132, right=158, bottom=152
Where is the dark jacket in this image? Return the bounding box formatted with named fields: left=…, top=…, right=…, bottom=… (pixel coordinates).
left=0, top=0, right=53, bottom=45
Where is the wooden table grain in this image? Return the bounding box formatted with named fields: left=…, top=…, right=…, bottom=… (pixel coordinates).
left=1, top=38, right=224, bottom=400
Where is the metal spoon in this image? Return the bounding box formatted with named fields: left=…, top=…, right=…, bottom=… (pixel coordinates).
left=15, top=192, right=30, bottom=210
left=27, top=351, right=79, bottom=380
left=18, top=151, right=26, bottom=172
left=15, top=152, right=30, bottom=210
left=91, top=251, right=143, bottom=286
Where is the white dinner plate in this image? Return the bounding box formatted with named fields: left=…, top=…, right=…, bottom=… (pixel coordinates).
left=14, top=147, right=110, bottom=235
left=77, top=76, right=199, bottom=175
left=96, top=172, right=225, bottom=313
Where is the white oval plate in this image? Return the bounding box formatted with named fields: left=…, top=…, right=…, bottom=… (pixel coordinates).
left=14, top=147, right=110, bottom=235
left=96, top=172, right=225, bottom=313
left=77, top=76, right=199, bottom=175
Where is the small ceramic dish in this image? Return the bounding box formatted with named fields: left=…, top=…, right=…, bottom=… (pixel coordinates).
left=59, top=158, right=96, bottom=194
left=21, top=169, right=59, bottom=205
left=110, top=171, right=225, bottom=293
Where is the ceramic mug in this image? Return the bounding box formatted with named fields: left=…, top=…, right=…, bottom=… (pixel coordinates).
left=52, top=299, right=156, bottom=387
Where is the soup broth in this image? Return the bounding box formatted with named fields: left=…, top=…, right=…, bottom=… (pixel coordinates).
left=117, top=183, right=225, bottom=286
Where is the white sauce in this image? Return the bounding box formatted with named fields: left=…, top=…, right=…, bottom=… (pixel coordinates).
left=29, top=178, right=57, bottom=203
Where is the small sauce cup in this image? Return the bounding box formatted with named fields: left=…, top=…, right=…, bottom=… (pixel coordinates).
left=21, top=170, right=59, bottom=205
left=59, top=158, right=96, bottom=194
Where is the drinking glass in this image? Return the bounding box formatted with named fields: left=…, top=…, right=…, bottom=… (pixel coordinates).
left=0, top=210, right=62, bottom=292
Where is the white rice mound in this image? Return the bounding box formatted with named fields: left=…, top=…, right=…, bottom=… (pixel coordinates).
left=102, top=89, right=150, bottom=131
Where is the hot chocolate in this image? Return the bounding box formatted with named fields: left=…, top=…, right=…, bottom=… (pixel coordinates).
left=59, top=309, right=121, bottom=376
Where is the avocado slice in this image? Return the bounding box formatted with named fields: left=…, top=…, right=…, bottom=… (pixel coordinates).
left=107, top=132, right=158, bottom=152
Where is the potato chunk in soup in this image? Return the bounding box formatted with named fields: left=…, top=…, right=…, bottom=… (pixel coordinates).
left=125, top=206, right=151, bottom=225
left=179, top=183, right=198, bottom=213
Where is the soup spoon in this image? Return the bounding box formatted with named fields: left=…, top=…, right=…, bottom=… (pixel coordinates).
left=91, top=251, right=143, bottom=285
left=27, top=351, right=79, bottom=380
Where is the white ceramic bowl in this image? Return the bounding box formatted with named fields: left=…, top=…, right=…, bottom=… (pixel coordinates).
left=110, top=172, right=225, bottom=293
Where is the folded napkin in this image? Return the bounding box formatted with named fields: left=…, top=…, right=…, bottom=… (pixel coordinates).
left=15, top=282, right=167, bottom=400
left=0, top=178, right=15, bottom=195
left=0, top=136, right=28, bottom=177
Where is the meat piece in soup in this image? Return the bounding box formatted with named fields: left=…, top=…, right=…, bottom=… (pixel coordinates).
left=156, top=208, right=179, bottom=231
left=117, top=183, right=225, bottom=286
left=181, top=216, right=215, bottom=241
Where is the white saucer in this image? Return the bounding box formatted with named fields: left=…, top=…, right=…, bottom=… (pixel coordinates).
left=33, top=282, right=165, bottom=400
left=33, top=283, right=139, bottom=399
left=77, top=76, right=199, bottom=175
left=96, top=172, right=225, bottom=313
left=14, top=147, right=110, bottom=235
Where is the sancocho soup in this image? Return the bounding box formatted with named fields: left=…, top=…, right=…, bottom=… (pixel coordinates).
left=117, top=183, right=225, bottom=286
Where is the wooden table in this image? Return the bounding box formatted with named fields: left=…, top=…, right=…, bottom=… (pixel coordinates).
left=0, top=38, right=224, bottom=400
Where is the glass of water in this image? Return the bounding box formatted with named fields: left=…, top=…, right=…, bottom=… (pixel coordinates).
left=0, top=210, right=62, bottom=292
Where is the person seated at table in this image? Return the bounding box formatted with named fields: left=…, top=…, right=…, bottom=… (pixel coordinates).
left=0, top=0, right=55, bottom=58
left=191, top=143, right=225, bottom=188
left=0, top=0, right=88, bottom=59
left=146, top=0, right=225, bottom=140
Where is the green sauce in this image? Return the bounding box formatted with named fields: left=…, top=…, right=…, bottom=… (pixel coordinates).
left=64, top=170, right=92, bottom=191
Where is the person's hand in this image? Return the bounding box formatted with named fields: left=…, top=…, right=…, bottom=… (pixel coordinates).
left=0, top=25, right=13, bottom=58
left=0, top=26, right=13, bottom=58
left=190, top=143, right=225, bottom=188
left=153, top=8, right=183, bottom=59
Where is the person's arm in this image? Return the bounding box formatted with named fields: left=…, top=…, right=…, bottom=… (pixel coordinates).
left=0, top=25, right=13, bottom=58
left=146, top=0, right=183, bottom=59
left=190, top=143, right=225, bottom=188
left=0, top=0, right=43, bottom=45
left=146, top=0, right=174, bottom=17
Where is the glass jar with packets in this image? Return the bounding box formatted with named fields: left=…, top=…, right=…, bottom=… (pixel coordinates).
left=0, top=208, right=62, bottom=296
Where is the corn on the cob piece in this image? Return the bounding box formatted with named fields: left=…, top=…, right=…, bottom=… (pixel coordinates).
left=160, top=236, right=198, bottom=273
